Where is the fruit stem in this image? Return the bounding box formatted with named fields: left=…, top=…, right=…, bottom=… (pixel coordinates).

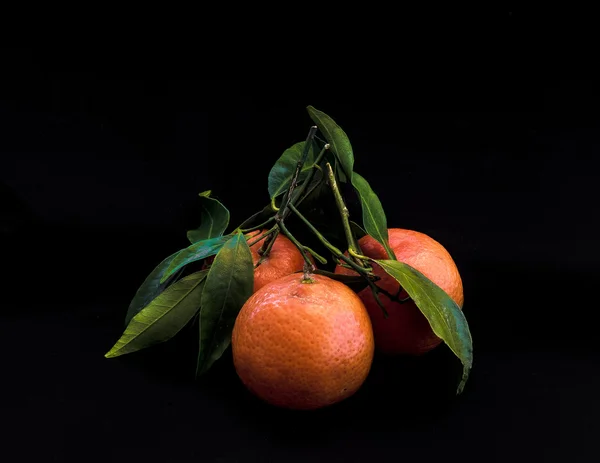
left=303, top=246, right=327, bottom=265
left=367, top=278, right=390, bottom=318
left=278, top=220, right=316, bottom=272
left=288, top=203, right=343, bottom=255
left=246, top=225, right=277, bottom=247
left=348, top=248, right=373, bottom=262
left=270, top=196, right=279, bottom=212
left=279, top=126, right=318, bottom=218
left=239, top=217, right=275, bottom=234
left=294, top=144, right=330, bottom=206
left=259, top=126, right=318, bottom=257
left=258, top=228, right=278, bottom=257
left=254, top=227, right=279, bottom=268
left=288, top=203, right=375, bottom=278
left=325, top=162, right=366, bottom=268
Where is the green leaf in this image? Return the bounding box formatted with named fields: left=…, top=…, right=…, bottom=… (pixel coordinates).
left=160, top=235, right=230, bottom=284
left=307, top=105, right=354, bottom=181
left=106, top=270, right=209, bottom=358
left=296, top=164, right=325, bottom=206
left=268, top=141, right=317, bottom=199
left=124, top=251, right=182, bottom=326
left=196, top=231, right=254, bottom=375
left=187, top=190, right=230, bottom=244
left=375, top=259, right=473, bottom=394
left=351, top=172, right=396, bottom=260
left=324, top=149, right=348, bottom=185
left=333, top=154, right=348, bottom=183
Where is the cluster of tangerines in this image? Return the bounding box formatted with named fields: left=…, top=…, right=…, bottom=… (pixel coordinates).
left=105, top=106, right=471, bottom=411
left=234, top=227, right=463, bottom=410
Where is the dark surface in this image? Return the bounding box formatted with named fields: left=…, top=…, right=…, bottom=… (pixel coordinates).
left=1, top=70, right=599, bottom=462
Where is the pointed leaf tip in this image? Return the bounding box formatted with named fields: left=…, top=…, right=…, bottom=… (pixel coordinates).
left=306, top=106, right=354, bottom=182
left=375, top=259, right=473, bottom=394
left=196, top=232, right=254, bottom=376
left=187, top=193, right=230, bottom=245
left=124, top=251, right=182, bottom=326
left=106, top=270, right=209, bottom=358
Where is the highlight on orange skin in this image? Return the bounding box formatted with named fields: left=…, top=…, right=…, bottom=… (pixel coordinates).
left=232, top=273, right=374, bottom=410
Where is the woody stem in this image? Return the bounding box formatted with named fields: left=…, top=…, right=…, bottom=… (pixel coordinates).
left=287, top=204, right=373, bottom=277
left=278, top=220, right=315, bottom=273
left=325, top=162, right=366, bottom=268
left=259, top=126, right=317, bottom=256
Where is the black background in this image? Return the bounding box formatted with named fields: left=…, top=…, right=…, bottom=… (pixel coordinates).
left=1, top=57, right=599, bottom=461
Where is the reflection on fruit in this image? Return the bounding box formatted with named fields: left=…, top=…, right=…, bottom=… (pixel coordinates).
left=232, top=273, right=374, bottom=410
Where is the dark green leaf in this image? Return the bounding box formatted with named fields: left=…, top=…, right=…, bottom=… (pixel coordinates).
left=196, top=232, right=254, bottom=376
left=187, top=190, right=230, bottom=244
left=296, top=165, right=325, bottom=206
left=351, top=172, right=396, bottom=260
left=335, top=157, right=348, bottom=183
left=125, top=251, right=181, bottom=326
left=160, top=235, right=230, bottom=284
left=375, top=259, right=473, bottom=394
left=106, top=270, right=208, bottom=358
left=324, top=149, right=347, bottom=184
left=307, top=105, right=354, bottom=181
left=268, top=141, right=317, bottom=199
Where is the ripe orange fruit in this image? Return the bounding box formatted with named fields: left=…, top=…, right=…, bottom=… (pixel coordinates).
left=231, top=273, right=375, bottom=410
left=335, top=228, right=463, bottom=356
left=246, top=229, right=307, bottom=293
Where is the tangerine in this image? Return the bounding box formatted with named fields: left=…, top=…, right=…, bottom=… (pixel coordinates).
left=246, top=229, right=307, bottom=293
left=231, top=273, right=374, bottom=410
left=335, top=228, right=463, bottom=355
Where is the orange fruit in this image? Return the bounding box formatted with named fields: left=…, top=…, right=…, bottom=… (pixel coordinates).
left=246, top=229, right=307, bottom=293
left=231, top=273, right=375, bottom=410
left=335, top=228, right=463, bottom=355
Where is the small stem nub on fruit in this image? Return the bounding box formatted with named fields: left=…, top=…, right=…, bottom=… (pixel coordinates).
left=302, top=260, right=314, bottom=283
left=288, top=193, right=396, bottom=317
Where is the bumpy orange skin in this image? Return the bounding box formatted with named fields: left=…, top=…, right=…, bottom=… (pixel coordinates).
left=335, top=228, right=464, bottom=356
left=231, top=273, right=375, bottom=410
left=246, top=230, right=306, bottom=293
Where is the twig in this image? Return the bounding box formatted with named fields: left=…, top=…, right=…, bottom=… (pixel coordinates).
left=259, top=126, right=318, bottom=256
left=374, top=285, right=411, bottom=304
left=278, top=221, right=315, bottom=272
left=240, top=217, right=275, bottom=234
left=278, top=126, right=318, bottom=217
left=325, top=163, right=366, bottom=268
left=246, top=226, right=277, bottom=247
